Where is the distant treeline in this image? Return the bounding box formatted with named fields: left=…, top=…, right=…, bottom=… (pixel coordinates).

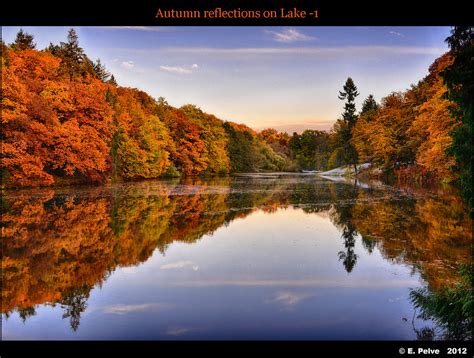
left=2, top=28, right=472, bottom=199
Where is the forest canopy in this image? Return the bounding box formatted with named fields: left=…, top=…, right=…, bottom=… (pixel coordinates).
left=1, top=27, right=472, bottom=202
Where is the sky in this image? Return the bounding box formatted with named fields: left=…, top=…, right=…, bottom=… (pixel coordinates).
left=2, top=26, right=451, bottom=133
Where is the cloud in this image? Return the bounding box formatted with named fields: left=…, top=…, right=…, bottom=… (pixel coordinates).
left=159, top=64, right=200, bottom=75
left=265, top=28, right=315, bottom=43
left=162, top=278, right=420, bottom=288
left=96, top=26, right=173, bottom=32
left=102, top=303, right=173, bottom=315
left=160, top=260, right=199, bottom=271
left=161, top=46, right=444, bottom=57
left=120, top=60, right=135, bottom=69
left=267, top=291, right=312, bottom=307
left=389, top=31, right=405, bottom=38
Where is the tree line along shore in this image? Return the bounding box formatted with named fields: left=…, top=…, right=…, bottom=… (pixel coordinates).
left=1, top=27, right=472, bottom=208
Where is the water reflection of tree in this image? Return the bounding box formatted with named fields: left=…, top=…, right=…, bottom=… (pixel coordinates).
left=409, top=265, right=472, bottom=340
left=330, top=181, right=359, bottom=273
left=1, top=179, right=286, bottom=331
left=18, top=307, right=37, bottom=323
left=1, top=177, right=471, bottom=334
left=60, top=286, right=91, bottom=332
left=351, top=190, right=472, bottom=290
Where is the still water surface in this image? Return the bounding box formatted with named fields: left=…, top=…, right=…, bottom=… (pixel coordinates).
left=2, top=175, right=471, bottom=339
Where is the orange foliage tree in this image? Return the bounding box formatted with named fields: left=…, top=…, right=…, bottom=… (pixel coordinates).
left=1, top=48, right=114, bottom=186
left=161, top=108, right=208, bottom=175
left=409, top=54, right=458, bottom=180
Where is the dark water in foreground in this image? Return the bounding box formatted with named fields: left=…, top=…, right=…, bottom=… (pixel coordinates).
left=1, top=174, right=471, bottom=340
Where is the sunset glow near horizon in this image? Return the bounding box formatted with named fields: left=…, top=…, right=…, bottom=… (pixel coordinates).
left=2, top=26, right=451, bottom=133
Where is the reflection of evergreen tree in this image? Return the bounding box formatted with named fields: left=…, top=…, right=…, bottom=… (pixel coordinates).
left=361, top=235, right=376, bottom=254
left=337, top=221, right=358, bottom=273
left=60, top=285, right=91, bottom=332
left=409, top=265, right=472, bottom=341
left=330, top=182, right=359, bottom=273
left=18, top=306, right=36, bottom=323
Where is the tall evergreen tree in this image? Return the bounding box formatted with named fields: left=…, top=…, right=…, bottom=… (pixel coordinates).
left=338, top=77, right=360, bottom=171
left=107, top=74, right=117, bottom=86
left=48, top=28, right=86, bottom=80
left=93, top=59, right=110, bottom=82
left=442, top=26, right=474, bottom=210
left=11, top=29, right=36, bottom=51
left=360, top=94, right=378, bottom=115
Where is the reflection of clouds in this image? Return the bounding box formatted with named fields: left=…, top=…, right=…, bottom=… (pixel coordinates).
left=388, top=296, right=402, bottom=303
left=267, top=291, right=311, bottom=308
left=160, top=260, right=199, bottom=271
left=165, top=326, right=200, bottom=336
left=162, top=278, right=419, bottom=288
left=102, top=303, right=173, bottom=315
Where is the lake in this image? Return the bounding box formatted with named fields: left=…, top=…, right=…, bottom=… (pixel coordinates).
left=1, top=174, right=471, bottom=340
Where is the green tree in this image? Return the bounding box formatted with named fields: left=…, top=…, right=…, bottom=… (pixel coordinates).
left=60, top=286, right=91, bottom=332
left=11, top=29, right=36, bottom=51
left=107, top=74, right=117, bottom=86
left=223, top=122, right=257, bottom=172
left=410, top=264, right=473, bottom=340
left=360, top=94, right=379, bottom=114
left=289, top=130, right=330, bottom=170
left=48, top=28, right=87, bottom=80
left=337, top=77, right=360, bottom=171
left=93, top=58, right=110, bottom=82
left=442, top=26, right=474, bottom=210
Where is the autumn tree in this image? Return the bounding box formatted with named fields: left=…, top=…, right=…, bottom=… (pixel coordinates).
left=180, top=105, right=230, bottom=175
left=258, top=128, right=293, bottom=169
left=162, top=108, right=207, bottom=175
left=112, top=87, right=173, bottom=179
left=1, top=46, right=114, bottom=186
left=366, top=91, right=418, bottom=170
left=353, top=95, right=379, bottom=164
left=409, top=54, right=457, bottom=180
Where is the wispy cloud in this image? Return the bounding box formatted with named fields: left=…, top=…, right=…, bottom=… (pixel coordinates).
left=162, top=278, right=420, bottom=288
left=120, top=60, right=135, bottom=69
left=102, top=303, right=173, bottom=315
left=161, top=46, right=444, bottom=57
left=95, top=26, right=174, bottom=32
left=389, top=31, right=405, bottom=38
left=160, top=260, right=199, bottom=270
left=265, top=28, right=315, bottom=43
left=159, top=64, right=199, bottom=75
left=266, top=291, right=312, bottom=308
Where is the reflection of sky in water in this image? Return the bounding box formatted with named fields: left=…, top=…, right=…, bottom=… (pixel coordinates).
left=3, top=207, right=426, bottom=340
